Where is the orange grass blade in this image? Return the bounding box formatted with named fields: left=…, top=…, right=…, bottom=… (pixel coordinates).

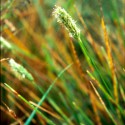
left=90, top=81, right=117, bottom=125
left=29, top=101, right=62, bottom=120
left=3, top=28, right=30, bottom=53
left=101, top=18, right=118, bottom=106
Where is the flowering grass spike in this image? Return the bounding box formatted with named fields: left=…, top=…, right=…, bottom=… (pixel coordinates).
left=9, top=58, right=34, bottom=81
left=53, top=6, right=80, bottom=39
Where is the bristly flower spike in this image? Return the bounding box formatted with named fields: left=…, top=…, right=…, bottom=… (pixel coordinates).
left=9, top=58, right=34, bottom=81
left=52, top=5, right=91, bottom=66
left=52, top=5, right=80, bottom=39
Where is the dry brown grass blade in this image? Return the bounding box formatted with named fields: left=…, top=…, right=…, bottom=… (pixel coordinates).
left=2, top=101, right=23, bottom=125
left=69, top=39, right=85, bottom=79
left=86, top=70, right=118, bottom=105
left=101, top=18, right=119, bottom=105
left=8, top=95, right=36, bottom=124
left=98, top=3, right=119, bottom=117
left=3, top=28, right=30, bottom=53
left=69, top=38, right=102, bottom=125
left=89, top=91, right=102, bottom=125
left=90, top=81, right=117, bottom=125
left=1, top=84, right=37, bottom=124
left=29, top=101, right=62, bottom=121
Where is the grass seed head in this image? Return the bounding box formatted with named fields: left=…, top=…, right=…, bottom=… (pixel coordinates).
left=52, top=5, right=80, bottom=39
left=9, top=58, right=34, bottom=81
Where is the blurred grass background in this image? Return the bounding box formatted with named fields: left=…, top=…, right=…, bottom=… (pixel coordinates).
left=0, top=0, right=125, bottom=125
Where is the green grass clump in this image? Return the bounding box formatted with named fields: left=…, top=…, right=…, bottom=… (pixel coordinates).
left=1, top=0, right=125, bottom=125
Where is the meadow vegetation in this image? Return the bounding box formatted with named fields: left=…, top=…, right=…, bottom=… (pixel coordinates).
left=1, top=0, right=125, bottom=125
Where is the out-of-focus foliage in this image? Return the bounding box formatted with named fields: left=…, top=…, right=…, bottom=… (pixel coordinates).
left=1, top=0, right=125, bottom=125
